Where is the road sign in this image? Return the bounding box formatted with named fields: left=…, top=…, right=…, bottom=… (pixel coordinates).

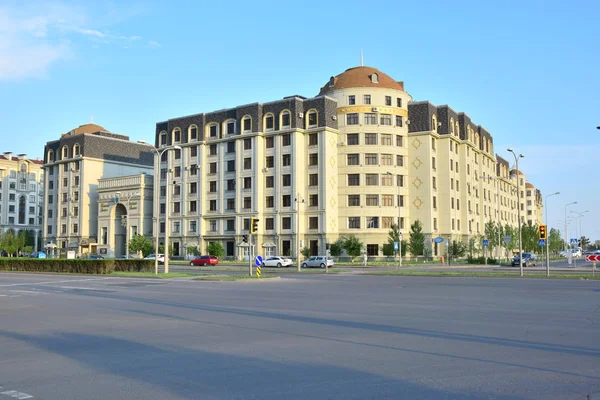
left=586, top=255, right=600, bottom=262
left=504, top=236, right=512, bottom=245
left=570, top=238, right=578, bottom=246
left=538, top=239, right=546, bottom=246
left=393, top=241, right=399, bottom=251
left=482, top=239, right=489, bottom=247
left=434, top=237, right=444, bottom=243
left=255, top=255, right=263, bottom=267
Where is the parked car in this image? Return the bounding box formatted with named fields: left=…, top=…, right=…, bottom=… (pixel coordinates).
left=190, top=255, right=219, bottom=266
left=301, top=256, right=334, bottom=269
left=262, top=256, right=293, bottom=268
left=144, top=254, right=165, bottom=263
left=88, top=254, right=104, bottom=259
left=512, top=252, right=537, bottom=267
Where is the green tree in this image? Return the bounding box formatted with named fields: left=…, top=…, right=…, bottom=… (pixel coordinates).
left=206, top=242, right=225, bottom=258
left=329, top=241, right=343, bottom=258
left=484, top=221, right=498, bottom=249
left=301, top=247, right=311, bottom=259
left=186, top=245, right=201, bottom=257
left=504, top=224, right=517, bottom=256
left=449, top=241, right=467, bottom=258
left=384, top=223, right=407, bottom=257
left=580, top=236, right=590, bottom=249
left=128, top=235, right=154, bottom=256
left=521, top=223, right=539, bottom=252
left=549, top=228, right=563, bottom=255
left=339, top=234, right=364, bottom=261
left=0, top=230, right=18, bottom=257
left=408, top=220, right=425, bottom=256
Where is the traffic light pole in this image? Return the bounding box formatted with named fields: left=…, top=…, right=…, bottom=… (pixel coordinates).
left=248, top=234, right=253, bottom=277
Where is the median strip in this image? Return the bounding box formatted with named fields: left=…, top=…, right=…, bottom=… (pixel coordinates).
left=367, top=270, right=600, bottom=279
left=192, top=275, right=280, bottom=281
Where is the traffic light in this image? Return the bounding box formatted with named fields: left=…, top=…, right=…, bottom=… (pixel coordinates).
left=242, top=234, right=248, bottom=243
left=251, top=218, right=259, bottom=234
left=538, top=224, right=547, bottom=240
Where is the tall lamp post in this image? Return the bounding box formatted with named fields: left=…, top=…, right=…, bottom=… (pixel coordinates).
left=137, top=140, right=182, bottom=274
left=544, top=192, right=560, bottom=277
left=507, top=148, right=525, bottom=277
left=571, top=210, right=589, bottom=250
left=294, top=193, right=304, bottom=272
left=564, top=202, right=578, bottom=251
left=386, top=171, right=402, bottom=268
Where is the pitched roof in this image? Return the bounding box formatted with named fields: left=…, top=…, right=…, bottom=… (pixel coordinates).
left=62, top=123, right=108, bottom=137
left=319, top=66, right=404, bottom=95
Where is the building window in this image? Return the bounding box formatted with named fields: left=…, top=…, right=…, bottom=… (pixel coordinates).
left=281, top=111, right=291, bottom=128
left=227, top=141, right=236, bottom=153
left=309, top=174, right=318, bottom=186
left=364, top=113, right=377, bottom=125
left=347, top=113, right=359, bottom=125
left=226, top=198, right=235, bottom=210
left=397, top=175, right=404, bottom=187
left=243, top=117, right=251, bottom=132
left=381, top=154, right=392, bottom=166
left=309, top=194, right=318, bottom=207
left=189, top=201, right=197, bottom=212
left=366, top=217, right=379, bottom=229
left=227, top=179, right=235, bottom=191
left=347, top=154, right=359, bottom=165
left=396, top=135, right=403, bottom=147
left=243, top=197, right=251, bottom=209
left=244, top=158, right=251, bottom=169
left=61, top=224, right=66, bottom=234
left=282, top=174, right=291, bottom=186
left=308, top=153, right=318, bottom=166
left=266, top=156, right=274, bottom=168
left=397, top=98, right=402, bottom=107
left=224, top=219, right=233, bottom=232
left=282, top=154, right=290, bottom=166
left=380, top=114, right=392, bottom=125
left=366, top=194, right=378, bottom=206
left=266, top=176, right=274, bottom=188
left=209, top=124, right=218, bottom=138
left=173, top=202, right=181, bottom=214
left=381, top=134, right=392, bottom=146
left=282, top=195, right=291, bottom=207
left=243, top=177, right=252, bottom=189
left=433, top=196, right=437, bottom=209
left=309, top=133, right=318, bottom=146
left=208, top=200, right=217, bottom=211
left=365, top=133, right=377, bottom=145
left=190, top=126, right=197, bottom=141
left=432, top=177, right=437, bottom=189
left=282, top=217, right=291, bottom=230
left=209, top=144, right=217, bottom=156
left=309, top=217, right=318, bottom=230
left=381, top=174, right=392, bottom=186
left=382, top=194, right=393, bottom=206
left=307, top=111, right=317, bottom=127
left=366, top=174, right=378, bottom=186
left=209, top=221, right=217, bottom=232
left=227, top=121, right=236, bottom=135
left=347, top=133, right=359, bottom=145
left=348, top=95, right=355, bottom=105
left=364, top=95, right=371, bottom=105
left=227, top=160, right=235, bottom=172
left=282, top=134, right=291, bottom=146
left=396, top=155, right=404, bottom=166
left=348, top=174, right=360, bottom=186
left=266, top=218, right=274, bottom=230
left=173, top=129, right=181, bottom=143
left=365, top=154, right=377, bottom=165
left=266, top=196, right=274, bottom=208
left=432, top=157, right=436, bottom=170
left=190, top=220, right=197, bottom=233
left=382, top=217, right=394, bottom=229
left=244, top=138, right=252, bottom=150
left=349, top=217, right=360, bottom=229
left=174, top=166, right=181, bottom=177
left=385, top=96, right=392, bottom=106
left=348, top=195, right=360, bottom=206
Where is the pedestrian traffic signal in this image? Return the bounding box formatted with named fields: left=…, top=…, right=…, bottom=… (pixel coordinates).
left=242, top=234, right=248, bottom=243
left=251, top=218, right=259, bottom=234
left=539, top=224, right=547, bottom=240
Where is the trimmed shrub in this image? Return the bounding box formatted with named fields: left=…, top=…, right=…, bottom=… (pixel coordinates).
left=0, top=258, right=154, bottom=274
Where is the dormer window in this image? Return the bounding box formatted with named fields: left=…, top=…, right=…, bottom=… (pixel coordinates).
left=432, top=115, right=437, bottom=132
left=281, top=111, right=291, bottom=128
left=73, top=144, right=80, bottom=156
left=328, top=76, right=335, bottom=87
left=226, top=120, right=236, bottom=135
left=20, top=163, right=27, bottom=172
left=265, top=114, right=274, bottom=131
left=371, top=73, right=379, bottom=83
left=173, top=129, right=181, bottom=143
left=189, top=126, right=198, bottom=141
left=307, top=111, right=317, bottom=127
left=47, top=150, right=54, bottom=163
left=209, top=124, right=218, bottom=138
left=62, top=146, right=69, bottom=159
left=160, top=132, right=167, bottom=146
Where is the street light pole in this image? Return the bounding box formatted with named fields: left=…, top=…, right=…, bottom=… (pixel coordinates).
left=544, top=192, right=559, bottom=277
left=507, top=149, right=525, bottom=277
left=295, top=193, right=304, bottom=272
left=137, top=140, right=182, bottom=274
left=564, top=202, right=578, bottom=251
left=571, top=210, right=589, bottom=249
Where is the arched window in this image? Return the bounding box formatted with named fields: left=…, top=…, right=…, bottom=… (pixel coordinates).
left=242, top=116, right=252, bottom=133
left=280, top=110, right=291, bottom=129
left=207, top=123, right=219, bottom=138
left=224, top=119, right=236, bottom=135
left=20, top=163, right=27, bottom=173
left=306, top=110, right=318, bottom=128
left=450, top=118, right=455, bottom=135
left=18, top=195, right=26, bottom=224
left=264, top=113, right=275, bottom=131
left=371, top=73, right=379, bottom=83
left=62, top=146, right=69, bottom=159
left=173, top=128, right=181, bottom=144
left=189, top=125, right=198, bottom=142
left=73, top=144, right=80, bottom=157
left=432, top=115, right=437, bottom=132
left=455, top=121, right=459, bottom=137
left=47, top=150, right=54, bottom=163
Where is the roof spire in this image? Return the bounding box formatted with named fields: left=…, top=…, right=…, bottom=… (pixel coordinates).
left=360, top=48, right=364, bottom=66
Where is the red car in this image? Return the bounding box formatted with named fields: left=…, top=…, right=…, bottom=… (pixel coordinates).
left=190, top=255, right=219, bottom=266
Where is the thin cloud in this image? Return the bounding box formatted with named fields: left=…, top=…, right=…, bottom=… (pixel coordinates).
left=147, top=40, right=160, bottom=48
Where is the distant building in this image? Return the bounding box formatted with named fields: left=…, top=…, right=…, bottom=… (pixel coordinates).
left=0, top=152, right=44, bottom=251
left=42, top=124, right=153, bottom=256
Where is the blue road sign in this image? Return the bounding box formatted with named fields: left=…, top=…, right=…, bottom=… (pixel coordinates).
left=570, top=238, right=578, bottom=246
left=434, top=237, right=444, bottom=243
left=393, top=242, right=399, bottom=251
left=538, top=239, right=546, bottom=246
left=482, top=239, right=489, bottom=247
left=255, top=255, right=263, bottom=267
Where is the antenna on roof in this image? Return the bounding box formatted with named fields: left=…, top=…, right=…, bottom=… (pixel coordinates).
left=360, top=48, right=364, bottom=66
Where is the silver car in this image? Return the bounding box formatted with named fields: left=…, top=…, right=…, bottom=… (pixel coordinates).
left=262, top=256, right=293, bottom=268
left=301, top=256, right=334, bottom=269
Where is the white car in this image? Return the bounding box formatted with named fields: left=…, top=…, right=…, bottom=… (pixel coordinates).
left=301, top=256, right=334, bottom=269
left=560, top=250, right=582, bottom=258
left=144, top=254, right=165, bottom=263
left=262, top=256, right=293, bottom=268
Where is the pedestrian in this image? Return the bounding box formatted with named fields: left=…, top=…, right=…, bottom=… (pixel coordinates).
left=362, top=252, right=368, bottom=267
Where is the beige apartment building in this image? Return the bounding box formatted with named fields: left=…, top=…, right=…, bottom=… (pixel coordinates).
left=155, top=66, right=541, bottom=259
left=43, top=124, right=153, bottom=256
left=0, top=152, right=44, bottom=251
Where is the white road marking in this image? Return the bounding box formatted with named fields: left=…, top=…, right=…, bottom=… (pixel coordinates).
left=8, top=290, right=41, bottom=295
left=0, top=277, right=112, bottom=288
left=58, top=286, right=99, bottom=290
left=1, top=390, right=33, bottom=399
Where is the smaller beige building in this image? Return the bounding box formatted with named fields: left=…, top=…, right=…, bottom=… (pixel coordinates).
left=96, top=173, right=154, bottom=258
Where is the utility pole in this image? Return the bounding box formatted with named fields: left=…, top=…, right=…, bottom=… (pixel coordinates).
left=507, top=149, right=525, bottom=277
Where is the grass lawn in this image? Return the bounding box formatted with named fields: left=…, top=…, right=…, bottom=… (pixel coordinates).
left=110, top=272, right=196, bottom=279
left=192, top=274, right=279, bottom=281
left=368, top=270, right=600, bottom=279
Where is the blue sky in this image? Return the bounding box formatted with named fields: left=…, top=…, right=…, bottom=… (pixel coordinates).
left=1, top=0, right=598, bottom=240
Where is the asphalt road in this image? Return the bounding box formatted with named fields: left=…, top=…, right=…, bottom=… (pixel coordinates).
left=0, top=273, right=599, bottom=399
